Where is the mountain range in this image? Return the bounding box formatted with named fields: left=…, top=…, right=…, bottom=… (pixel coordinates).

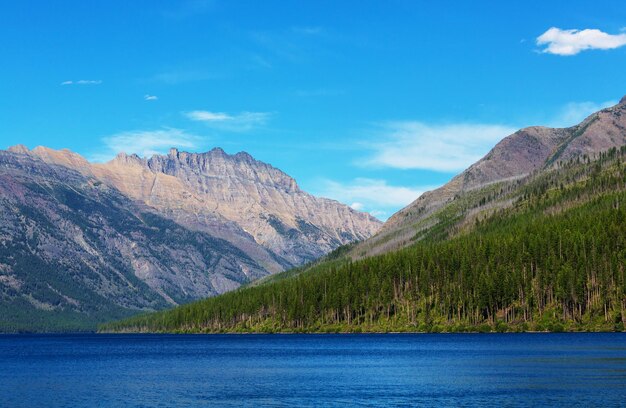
left=0, top=145, right=380, bottom=331
left=103, top=96, right=626, bottom=333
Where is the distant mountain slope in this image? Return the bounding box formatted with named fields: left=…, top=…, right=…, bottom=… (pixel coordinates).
left=360, top=96, right=626, bottom=257
left=0, top=147, right=380, bottom=331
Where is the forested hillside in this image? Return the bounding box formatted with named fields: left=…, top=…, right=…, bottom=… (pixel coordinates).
left=102, top=147, right=626, bottom=333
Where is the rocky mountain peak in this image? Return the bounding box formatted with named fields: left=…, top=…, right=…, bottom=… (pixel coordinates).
left=112, top=151, right=144, bottom=165
left=7, top=144, right=30, bottom=154
left=9, top=145, right=92, bottom=172
left=209, top=147, right=227, bottom=155
left=620, top=95, right=626, bottom=105
left=234, top=151, right=254, bottom=161
left=144, top=147, right=300, bottom=193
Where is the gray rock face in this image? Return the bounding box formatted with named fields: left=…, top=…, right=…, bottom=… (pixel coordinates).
left=0, top=145, right=381, bottom=329
left=136, top=147, right=381, bottom=265
left=364, top=97, right=626, bottom=256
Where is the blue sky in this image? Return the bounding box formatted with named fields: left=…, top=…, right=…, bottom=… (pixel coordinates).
left=1, top=1, right=625, bottom=220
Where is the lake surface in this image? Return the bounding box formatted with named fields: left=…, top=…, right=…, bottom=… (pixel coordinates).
left=0, top=333, right=625, bottom=407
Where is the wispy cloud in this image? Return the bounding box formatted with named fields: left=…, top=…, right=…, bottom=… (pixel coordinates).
left=361, top=122, right=516, bottom=172
left=369, top=210, right=388, bottom=219
left=537, top=27, right=626, bottom=56
left=186, top=111, right=233, bottom=121
left=316, top=178, right=431, bottom=220
left=350, top=202, right=365, bottom=211
left=144, top=94, right=158, bottom=101
left=91, top=128, right=202, bottom=162
left=61, top=80, right=102, bottom=86
left=185, top=110, right=270, bottom=132
left=549, top=100, right=617, bottom=127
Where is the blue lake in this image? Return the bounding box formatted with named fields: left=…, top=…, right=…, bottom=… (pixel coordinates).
left=0, top=333, right=625, bottom=407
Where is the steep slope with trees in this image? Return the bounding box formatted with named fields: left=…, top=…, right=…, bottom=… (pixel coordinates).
left=360, top=96, right=626, bottom=258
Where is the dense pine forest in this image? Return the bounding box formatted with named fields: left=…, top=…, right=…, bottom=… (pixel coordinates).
left=101, top=147, right=626, bottom=333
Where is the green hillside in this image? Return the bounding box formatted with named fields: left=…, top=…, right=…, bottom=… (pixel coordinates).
left=101, top=147, right=626, bottom=333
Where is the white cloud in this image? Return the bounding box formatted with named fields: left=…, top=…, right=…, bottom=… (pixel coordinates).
left=537, top=27, right=626, bottom=56
left=350, top=202, right=365, bottom=211
left=185, top=110, right=270, bottom=131
left=91, top=128, right=201, bottom=162
left=369, top=210, right=387, bottom=219
left=144, top=94, right=158, bottom=101
left=317, top=178, right=431, bottom=220
left=549, top=100, right=617, bottom=127
left=186, top=111, right=233, bottom=121
left=61, top=80, right=102, bottom=86
left=362, top=122, right=516, bottom=172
